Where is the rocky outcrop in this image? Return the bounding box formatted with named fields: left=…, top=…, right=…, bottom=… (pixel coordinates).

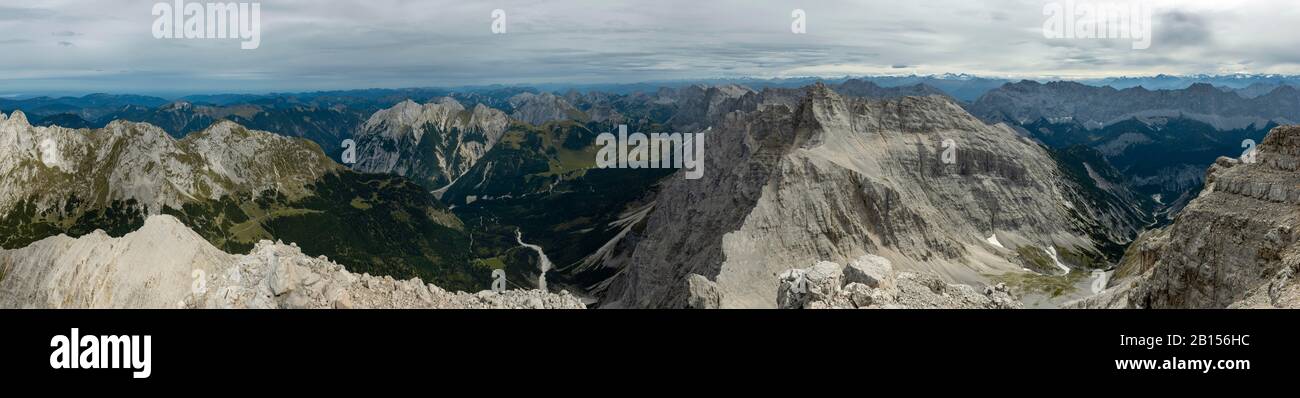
left=598, top=85, right=1120, bottom=308
left=1073, top=126, right=1300, bottom=308
left=0, top=215, right=582, bottom=309
left=351, top=98, right=510, bottom=191
left=776, top=255, right=1020, bottom=309
left=684, top=274, right=721, bottom=309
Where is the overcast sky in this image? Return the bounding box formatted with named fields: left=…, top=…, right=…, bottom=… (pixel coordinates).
left=2, top=0, right=1299, bottom=95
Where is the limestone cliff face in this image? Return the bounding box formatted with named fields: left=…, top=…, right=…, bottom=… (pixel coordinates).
left=350, top=98, right=510, bottom=191
left=0, top=215, right=583, bottom=309
left=599, top=85, right=1125, bottom=308
left=507, top=92, right=586, bottom=126
left=0, top=111, right=337, bottom=216
left=1077, top=126, right=1300, bottom=309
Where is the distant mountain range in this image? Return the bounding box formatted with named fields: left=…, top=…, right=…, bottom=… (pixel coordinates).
left=969, top=80, right=1292, bottom=221
left=969, top=80, right=1299, bottom=130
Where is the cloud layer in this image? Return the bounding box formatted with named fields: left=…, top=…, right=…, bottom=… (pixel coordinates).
left=1, top=0, right=1298, bottom=95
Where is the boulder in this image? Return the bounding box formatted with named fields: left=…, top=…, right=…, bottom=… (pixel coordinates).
left=844, top=254, right=895, bottom=290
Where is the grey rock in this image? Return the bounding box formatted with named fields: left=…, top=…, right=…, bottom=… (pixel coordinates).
left=1072, top=126, right=1300, bottom=309
left=844, top=254, right=895, bottom=290
left=685, top=274, right=722, bottom=309
left=350, top=98, right=509, bottom=192
left=777, top=258, right=1022, bottom=309
left=507, top=92, right=585, bottom=126
left=600, top=85, right=1117, bottom=308
left=0, top=215, right=586, bottom=309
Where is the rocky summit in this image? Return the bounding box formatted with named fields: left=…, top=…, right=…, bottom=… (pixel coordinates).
left=0, top=215, right=582, bottom=309
left=598, top=84, right=1133, bottom=308
left=0, top=110, right=336, bottom=216
left=350, top=98, right=511, bottom=192
left=1074, top=125, right=1300, bottom=309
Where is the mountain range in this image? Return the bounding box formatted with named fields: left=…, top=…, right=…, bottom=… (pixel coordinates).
left=0, top=111, right=480, bottom=291
left=4, top=75, right=1299, bottom=309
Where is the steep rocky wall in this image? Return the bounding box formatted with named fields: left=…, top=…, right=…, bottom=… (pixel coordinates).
left=601, top=85, right=1118, bottom=308
left=1075, top=126, right=1300, bottom=308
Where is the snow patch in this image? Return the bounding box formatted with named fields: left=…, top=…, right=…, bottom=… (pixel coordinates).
left=1090, top=270, right=1110, bottom=294
left=39, top=138, right=65, bottom=170
left=985, top=234, right=1005, bottom=249
left=1044, top=246, right=1071, bottom=276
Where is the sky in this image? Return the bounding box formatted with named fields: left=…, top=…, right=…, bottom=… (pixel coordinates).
left=2, top=0, right=1299, bottom=96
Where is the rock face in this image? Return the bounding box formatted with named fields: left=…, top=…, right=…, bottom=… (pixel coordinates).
left=0, top=111, right=337, bottom=216
left=0, top=215, right=583, bottom=309
left=351, top=98, right=510, bottom=191
left=598, top=85, right=1128, bottom=308
left=834, top=79, right=947, bottom=100
left=684, top=274, right=721, bottom=309
left=775, top=255, right=1020, bottom=309
left=1073, top=126, right=1300, bottom=309
left=564, top=84, right=756, bottom=133
left=507, top=92, right=586, bottom=126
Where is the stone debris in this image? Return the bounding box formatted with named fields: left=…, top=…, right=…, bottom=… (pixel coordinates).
left=0, top=215, right=584, bottom=309
left=777, top=255, right=1021, bottom=309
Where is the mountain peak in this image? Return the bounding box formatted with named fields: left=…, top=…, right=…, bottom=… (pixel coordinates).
left=507, top=91, right=584, bottom=125
left=1260, top=125, right=1300, bottom=154
left=805, top=81, right=838, bottom=99
left=1, top=110, right=29, bottom=127
left=1267, top=84, right=1299, bottom=96
left=351, top=98, right=511, bottom=190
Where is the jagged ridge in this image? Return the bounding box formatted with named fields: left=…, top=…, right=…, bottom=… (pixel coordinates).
left=0, top=215, right=582, bottom=309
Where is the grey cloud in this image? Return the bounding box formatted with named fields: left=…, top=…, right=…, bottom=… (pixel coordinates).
left=0, top=6, right=55, bottom=21
left=1155, top=11, right=1212, bottom=48
left=0, top=0, right=1294, bottom=94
